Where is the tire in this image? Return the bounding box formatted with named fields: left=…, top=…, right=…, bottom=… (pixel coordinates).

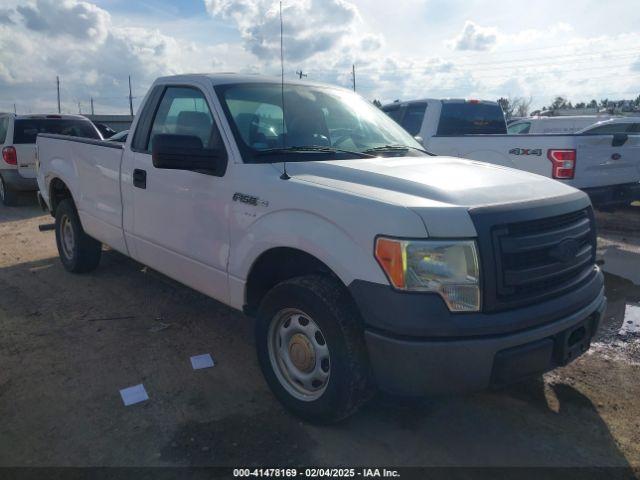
left=256, top=274, right=372, bottom=423
left=55, top=199, right=102, bottom=273
left=0, top=175, right=18, bottom=206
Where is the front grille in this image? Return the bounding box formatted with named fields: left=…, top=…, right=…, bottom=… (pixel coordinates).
left=488, top=207, right=597, bottom=310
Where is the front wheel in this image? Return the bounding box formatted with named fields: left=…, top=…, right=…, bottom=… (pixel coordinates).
left=55, top=199, right=102, bottom=273
left=255, top=275, right=372, bottom=423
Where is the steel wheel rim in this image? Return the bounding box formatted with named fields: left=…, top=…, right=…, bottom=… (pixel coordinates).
left=60, top=214, right=75, bottom=260
left=267, top=308, right=331, bottom=401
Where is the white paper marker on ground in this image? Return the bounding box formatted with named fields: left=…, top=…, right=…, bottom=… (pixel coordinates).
left=191, top=354, right=215, bottom=370
left=119, top=384, right=149, bottom=406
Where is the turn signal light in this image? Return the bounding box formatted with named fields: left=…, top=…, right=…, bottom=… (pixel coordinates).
left=547, top=149, right=576, bottom=179
left=2, top=146, right=17, bottom=166
left=374, top=237, right=405, bottom=289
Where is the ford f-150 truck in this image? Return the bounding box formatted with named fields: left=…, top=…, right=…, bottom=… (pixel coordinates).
left=37, top=74, right=606, bottom=422
left=382, top=99, right=640, bottom=207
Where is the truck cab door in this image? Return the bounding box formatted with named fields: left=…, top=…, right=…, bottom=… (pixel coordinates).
left=123, top=84, right=232, bottom=304
left=575, top=133, right=640, bottom=189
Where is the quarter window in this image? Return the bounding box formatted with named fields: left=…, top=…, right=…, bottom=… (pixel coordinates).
left=507, top=122, right=531, bottom=134
left=0, top=117, right=8, bottom=143
left=382, top=105, right=403, bottom=124
left=401, top=103, right=427, bottom=136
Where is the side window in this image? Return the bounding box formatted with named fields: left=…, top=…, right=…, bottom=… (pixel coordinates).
left=0, top=117, right=8, bottom=144
left=508, top=122, right=531, bottom=134
left=631, top=123, right=640, bottom=133
left=401, top=103, right=427, bottom=136
left=147, top=86, right=222, bottom=152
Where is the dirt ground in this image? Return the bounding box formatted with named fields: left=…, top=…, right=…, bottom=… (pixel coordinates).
left=0, top=195, right=639, bottom=469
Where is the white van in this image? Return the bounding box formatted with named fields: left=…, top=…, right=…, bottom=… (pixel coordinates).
left=508, top=116, right=617, bottom=134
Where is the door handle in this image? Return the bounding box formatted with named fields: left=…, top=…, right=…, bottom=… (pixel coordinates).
left=133, top=169, right=147, bottom=189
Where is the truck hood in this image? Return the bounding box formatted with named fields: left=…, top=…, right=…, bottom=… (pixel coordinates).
left=288, top=156, right=578, bottom=207
left=287, top=156, right=583, bottom=237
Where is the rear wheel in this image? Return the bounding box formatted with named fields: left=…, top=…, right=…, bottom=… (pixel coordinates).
left=55, top=199, right=102, bottom=273
left=0, top=175, right=18, bottom=206
left=256, top=275, right=372, bottom=423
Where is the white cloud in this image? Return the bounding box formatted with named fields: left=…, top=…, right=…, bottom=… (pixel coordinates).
left=0, top=0, right=637, bottom=116
left=0, top=0, right=247, bottom=114
left=16, top=0, right=110, bottom=43
left=203, top=0, right=375, bottom=62
left=448, top=21, right=498, bottom=51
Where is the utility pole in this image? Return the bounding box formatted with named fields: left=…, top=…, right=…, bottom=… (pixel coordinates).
left=56, top=76, right=61, bottom=114
left=351, top=64, right=356, bottom=92
left=13, top=104, right=16, bottom=114
left=128, top=75, right=134, bottom=116
left=296, top=70, right=307, bottom=80
left=90, top=97, right=95, bottom=115
left=78, top=101, right=82, bottom=114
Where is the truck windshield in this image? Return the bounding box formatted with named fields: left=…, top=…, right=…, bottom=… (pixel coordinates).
left=216, top=82, right=426, bottom=162
left=13, top=118, right=101, bottom=144
left=437, top=102, right=507, bottom=135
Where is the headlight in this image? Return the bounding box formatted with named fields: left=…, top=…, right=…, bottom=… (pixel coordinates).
left=374, top=237, right=480, bottom=312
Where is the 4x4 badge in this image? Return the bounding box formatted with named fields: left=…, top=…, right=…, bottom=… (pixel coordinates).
left=509, top=148, right=542, bottom=156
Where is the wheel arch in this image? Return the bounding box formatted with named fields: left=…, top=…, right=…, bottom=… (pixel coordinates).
left=243, top=247, right=342, bottom=315
left=48, top=176, right=74, bottom=215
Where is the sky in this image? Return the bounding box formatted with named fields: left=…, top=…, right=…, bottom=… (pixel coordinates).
left=0, top=0, right=639, bottom=115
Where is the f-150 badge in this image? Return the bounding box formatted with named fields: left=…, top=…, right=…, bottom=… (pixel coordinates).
left=509, top=148, right=542, bottom=156
left=233, top=192, right=269, bottom=207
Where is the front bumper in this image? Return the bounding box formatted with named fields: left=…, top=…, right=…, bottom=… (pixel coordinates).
left=583, top=182, right=640, bottom=207
left=0, top=169, right=38, bottom=191
left=352, top=273, right=606, bottom=396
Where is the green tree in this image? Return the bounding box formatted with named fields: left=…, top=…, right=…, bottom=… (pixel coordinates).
left=550, top=96, right=569, bottom=110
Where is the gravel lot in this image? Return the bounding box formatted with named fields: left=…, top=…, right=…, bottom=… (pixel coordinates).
left=0, top=195, right=639, bottom=469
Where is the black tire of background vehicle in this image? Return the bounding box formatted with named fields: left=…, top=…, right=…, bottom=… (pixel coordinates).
left=256, top=274, right=373, bottom=423
left=0, top=175, right=19, bottom=206
left=54, top=198, right=102, bottom=273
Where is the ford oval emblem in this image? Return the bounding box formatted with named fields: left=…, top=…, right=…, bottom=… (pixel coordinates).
left=611, top=153, right=621, bottom=160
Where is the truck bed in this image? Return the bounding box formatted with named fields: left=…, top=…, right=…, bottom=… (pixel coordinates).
left=36, top=133, right=127, bottom=254
left=425, top=132, right=640, bottom=190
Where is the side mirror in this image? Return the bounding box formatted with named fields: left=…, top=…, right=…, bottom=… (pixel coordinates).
left=612, top=133, right=628, bottom=147
left=152, top=134, right=226, bottom=176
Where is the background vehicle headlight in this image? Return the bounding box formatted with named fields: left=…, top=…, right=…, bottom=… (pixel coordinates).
left=375, top=237, right=480, bottom=312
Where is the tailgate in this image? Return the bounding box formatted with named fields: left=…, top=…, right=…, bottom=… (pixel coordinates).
left=14, top=144, right=37, bottom=179
left=574, top=135, right=640, bottom=188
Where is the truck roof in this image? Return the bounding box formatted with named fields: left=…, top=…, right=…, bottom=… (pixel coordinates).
left=381, top=98, right=498, bottom=108
left=154, top=73, right=336, bottom=90
left=0, top=113, right=91, bottom=120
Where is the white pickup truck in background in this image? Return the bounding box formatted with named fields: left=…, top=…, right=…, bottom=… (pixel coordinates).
left=382, top=99, right=640, bottom=207
left=37, top=74, right=605, bottom=422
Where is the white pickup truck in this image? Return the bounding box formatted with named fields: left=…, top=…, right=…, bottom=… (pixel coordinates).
left=37, top=74, right=605, bottom=422
left=382, top=99, right=640, bottom=207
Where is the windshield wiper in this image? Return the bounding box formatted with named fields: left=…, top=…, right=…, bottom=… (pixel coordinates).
left=363, top=144, right=435, bottom=156
left=255, top=146, right=376, bottom=158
